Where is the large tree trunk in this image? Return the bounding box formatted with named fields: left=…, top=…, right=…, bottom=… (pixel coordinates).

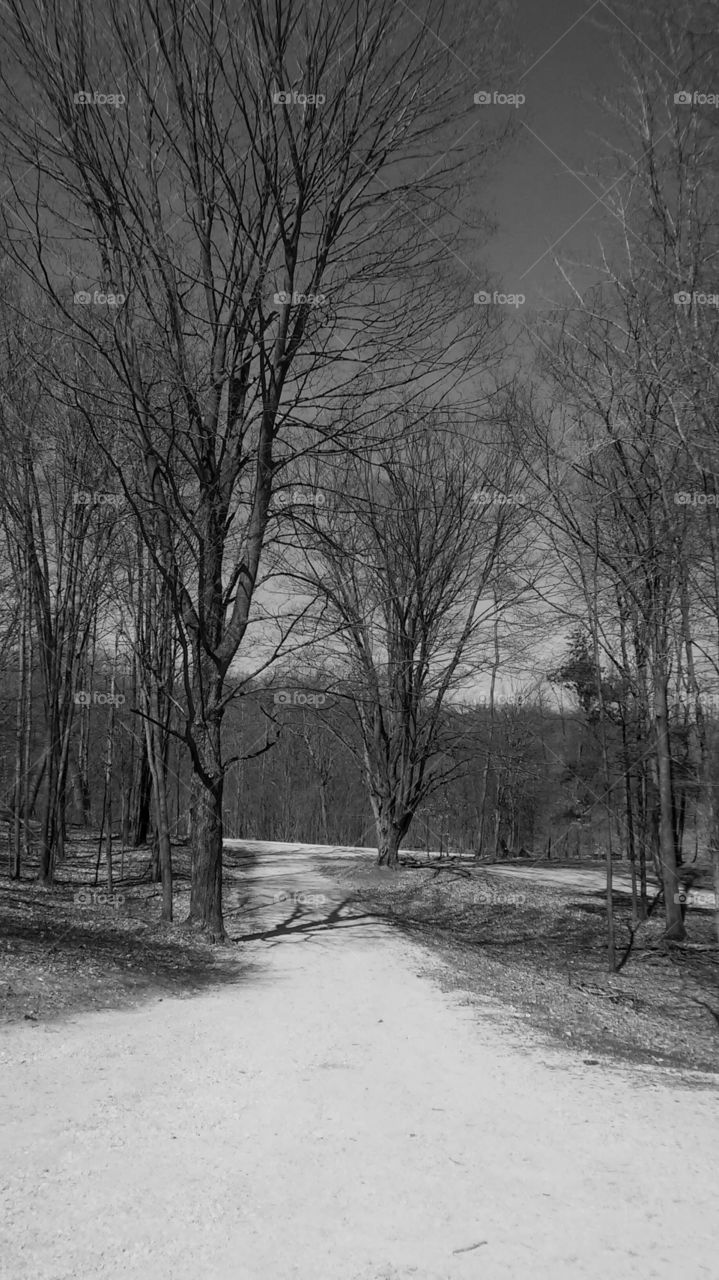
left=372, top=799, right=410, bottom=868
left=186, top=710, right=226, bottom=940
left=131, top=744, right=152, bottom=847
left=187, top=770, right=225, bottom=937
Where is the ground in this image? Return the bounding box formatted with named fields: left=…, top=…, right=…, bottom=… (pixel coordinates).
left=1, top=840, right=718, bottom=1279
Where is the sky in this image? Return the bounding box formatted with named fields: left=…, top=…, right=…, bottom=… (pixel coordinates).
left=479, top=0, right=643, bottom=306
left=435, top=0, right=665, bottom=695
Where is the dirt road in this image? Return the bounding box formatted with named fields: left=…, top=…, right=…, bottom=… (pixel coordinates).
left=484, top=862, right=716, bottom=909
left=1, top=843, right=717, bottom=1280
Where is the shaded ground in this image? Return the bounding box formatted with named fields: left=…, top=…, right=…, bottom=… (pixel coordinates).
left=317, top=853, right=719, bottom=1075
left=0, top=839, right=245, bottom=1024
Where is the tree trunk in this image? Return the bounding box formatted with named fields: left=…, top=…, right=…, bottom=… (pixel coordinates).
left=713, top=832, right=719, bottom=948
left=653, top=665, right=685, bottom=940
left=187, top=765, right=225, bottom=938
left=372, top=800, right=410, bottom=868
left=39, top=700, right=60, bottom=884
left=12, top=558, right=28, bottom=878
left=143, top=705, right=173, bottom=921
left=131, top=744, right=152, bottom=846
left=184, top=671, right=226, bottom=938
left=477, top=610, right=500, bottom=856
left=55, top=719, right=72, bottom=863
left=318, top=773, right=329, bottom=844
left=103, top=681, right=116, bottom=896
left=77, top=617, right=96, bottom=831
left=77, top=686, right=91, bottom=827
left=706, top=738, right=719, bottom=946
left=377, top=821, right=401, bottom=868
left=589, top=589, right=615, bottom=970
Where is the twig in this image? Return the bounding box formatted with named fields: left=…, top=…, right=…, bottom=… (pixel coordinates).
left=616, top=914, right=647, bottom=972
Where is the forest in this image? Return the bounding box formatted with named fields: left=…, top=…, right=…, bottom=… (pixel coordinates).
left=0, top=0, right=716, bottom=958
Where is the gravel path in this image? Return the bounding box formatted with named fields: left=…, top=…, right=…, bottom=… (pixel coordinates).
left=1, top=845, right=718, bottom=1280
left=485, top=863, right=717, bottom=909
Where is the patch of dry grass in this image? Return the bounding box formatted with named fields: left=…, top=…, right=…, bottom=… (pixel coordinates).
left=0, top=840, right=245, bottom=1025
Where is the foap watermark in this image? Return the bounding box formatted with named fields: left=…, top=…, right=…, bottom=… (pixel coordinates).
left=273, top=290, right=326, bottom=307
left=74, top=90, right=125, bottom=108
left=474, top=90, right=525, bottom=108
left=278, top=487, right=326, bottom=510
left=73, top=289, right=126, bottom=307
left=270, top=891, right=327, bottom=907
left=470, top=488, right=527, bottom=507
left=273, top=689, right=328, bottom=708
left=474, top=290, right=525, bottom=308
left=675, top=90, right=719, bottom=108
left=73, top=490, right=123, bottom=509
left=674, top=492, right=719, bottom=507
left=74, top=690, right=126, bottom=707
left=674, top=290, right=719, bottom=307
left=475, top=886, right=532, bottom=906
left=74, top=888, right=126, bottom=910
left=674, top=889, right=715, bottom=907
left=273, top=90, right=325, bottom=107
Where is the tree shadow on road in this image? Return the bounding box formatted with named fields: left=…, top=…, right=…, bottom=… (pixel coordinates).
left=230, top=896, right=384, bottom=944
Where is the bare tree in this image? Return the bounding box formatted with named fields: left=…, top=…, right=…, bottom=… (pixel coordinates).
left=0, top=309, right=121, bottom=884
left=0, top=0, right=512, bottom=935
left=524, top=284, right=691, bottom=941
left=590, top=0, right=719, bottom=937
left=286, top=407, right=534, bottom=866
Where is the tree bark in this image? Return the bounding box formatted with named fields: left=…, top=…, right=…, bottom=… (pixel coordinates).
left=186, top=704, right=226, bottom=939
left=12, top=557, right=28, bottom=879
left=477, top=609, right=500, bottom=856
left=102, top=677, right=116, bottom=896
left=143, top=709, right=173, bottom=920
left=653, top=663, right=685, bottom=940
left=187, top=768, right=225, bottom=937
left=373, top=799, right=410, bottom=868
left=131, top=745, right=152, bottom=847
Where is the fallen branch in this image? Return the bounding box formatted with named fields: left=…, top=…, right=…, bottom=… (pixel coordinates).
left=667, top=942, right=719, bottom=952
